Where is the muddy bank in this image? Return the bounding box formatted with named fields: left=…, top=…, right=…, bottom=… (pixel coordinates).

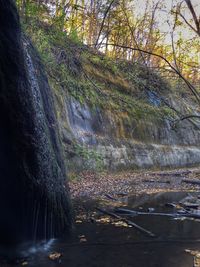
left=70, top=167, right=200, bottom=200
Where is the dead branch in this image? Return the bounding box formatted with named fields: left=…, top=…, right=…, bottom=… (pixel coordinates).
left=96, top=207, right=156, bottom=237
left=115, top=207, right=200, bottom=220
left=182, top=178, right=200, bottom=185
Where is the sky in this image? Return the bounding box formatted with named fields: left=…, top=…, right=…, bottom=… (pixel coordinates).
left=134, top=0, right=200, bottom=43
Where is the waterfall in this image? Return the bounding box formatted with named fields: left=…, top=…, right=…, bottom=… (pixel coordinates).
left=0, top=0, right=72, bottom=247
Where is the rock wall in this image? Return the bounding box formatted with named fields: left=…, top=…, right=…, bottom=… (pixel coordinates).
left=58, top=96, right=200, bottom=171
left=0, top=0, right=72, bottom=246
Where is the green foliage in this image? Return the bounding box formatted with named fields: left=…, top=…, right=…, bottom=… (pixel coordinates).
left=118, top=61, right=171, bottom=94
left=73, top=143, right=104, bottom=172
left=17, top=1, right=48, bottom=20
left=89, top=54, right=119, bottom=74
left=23, top=13, right=176, bottom=131
left=69, top=28, right=82, bottom=44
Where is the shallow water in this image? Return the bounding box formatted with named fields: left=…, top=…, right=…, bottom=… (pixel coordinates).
left=2, top=191, right=200, bottom=267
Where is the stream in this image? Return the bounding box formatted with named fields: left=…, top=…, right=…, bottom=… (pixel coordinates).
left=1, top=191, right=200, bottom=267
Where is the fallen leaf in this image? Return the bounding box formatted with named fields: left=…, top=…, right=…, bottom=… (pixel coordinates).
left=49, top=252, right=62, bottom=261
left=79, top=234, right=87, bottom=242
left=75, top=220, right=83, bottom=223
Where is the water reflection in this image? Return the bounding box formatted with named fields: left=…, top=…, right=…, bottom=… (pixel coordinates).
left=2, top=191, right=200, bottom=267
left=127, top=191, right=200, bottom=239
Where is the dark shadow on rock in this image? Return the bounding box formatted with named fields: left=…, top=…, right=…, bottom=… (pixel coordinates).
left=0, top=0, right=73, bottom=248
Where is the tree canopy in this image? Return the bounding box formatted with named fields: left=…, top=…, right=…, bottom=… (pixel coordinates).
left=16, top=0, right=200, bottom=92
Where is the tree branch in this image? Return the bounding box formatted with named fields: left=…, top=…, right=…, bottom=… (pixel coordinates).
left=95, top=0, right=116, bottom=47
left=178, top=11, right=199, bottom=35
left=98, top=42, right=200, bottom=105
left=185, top=0, right=200, bottom=36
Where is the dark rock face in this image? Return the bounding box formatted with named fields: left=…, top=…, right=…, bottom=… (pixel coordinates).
left=0, top=0, right=72, bottom=246
left=60, top=97, right=200, bottom=171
